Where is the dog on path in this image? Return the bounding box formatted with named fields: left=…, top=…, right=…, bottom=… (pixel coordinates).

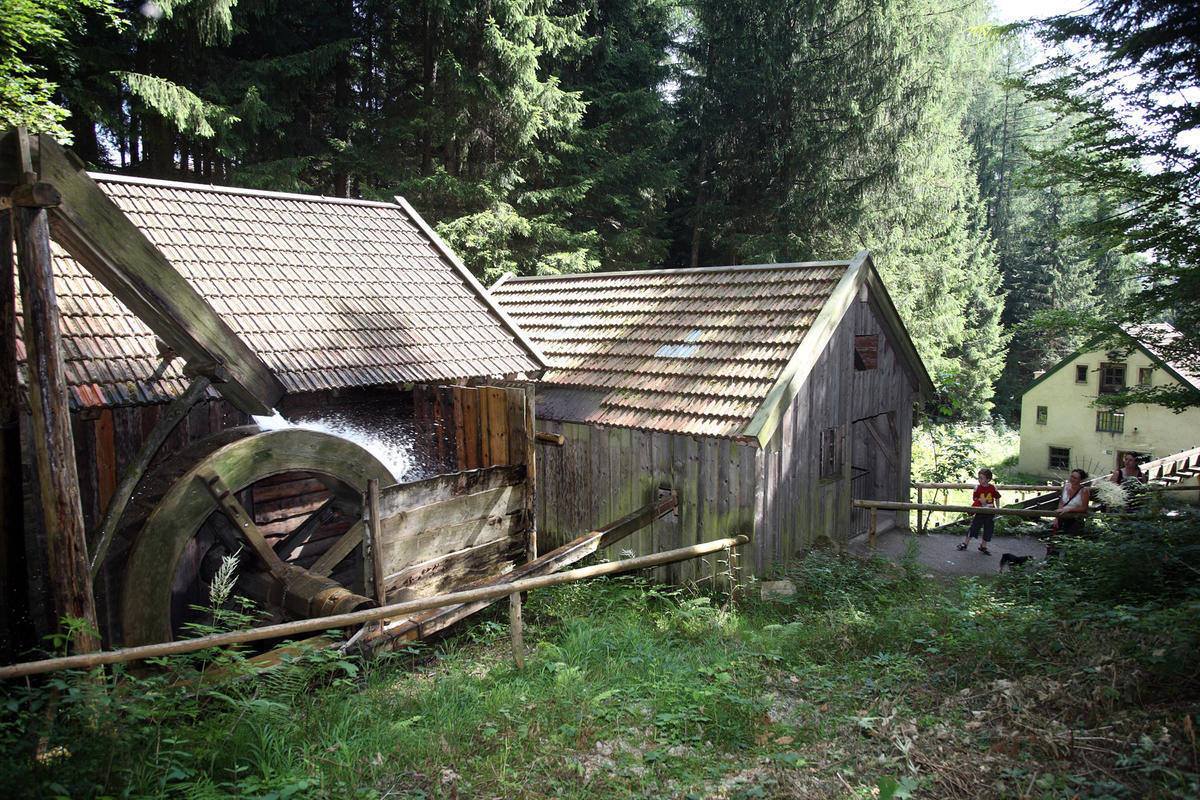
left=999, top=553, right=1032, bottom=573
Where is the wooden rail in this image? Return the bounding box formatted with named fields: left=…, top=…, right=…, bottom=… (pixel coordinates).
left=0, top=533, right=748, bottom=680
left=912, top=483, right=1055, bottom=491
left=853, top=499, right=1086, bottom=549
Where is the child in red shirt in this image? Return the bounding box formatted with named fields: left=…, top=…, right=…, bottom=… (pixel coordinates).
left=956, top=468, right=1001, bottom=555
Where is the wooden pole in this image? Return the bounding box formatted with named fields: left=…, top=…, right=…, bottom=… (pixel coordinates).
left=1, top=199, right=30, bottom=655
left=13, top=184, right=99, bottom=654
left=523, top=384, right=537, bottom=560
left=916, top=486, right=922, bottom=532
left=508, top=592, right=525, bottom=670
left=868, top=507, right=877, bottom=549
left=366, top=479, right=385, bottom=604
left=0, top=534, right=750, bottom=679
left=853, top=499, right=1085, bottom=519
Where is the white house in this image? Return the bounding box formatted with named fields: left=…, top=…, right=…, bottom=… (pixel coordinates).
left=1018, top=325, right=1200, bottom=480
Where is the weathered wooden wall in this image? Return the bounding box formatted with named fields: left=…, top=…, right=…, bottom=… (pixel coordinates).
left=534, top=421, right=757, bottom=586
left=370, top=464, right=529, bottom=603
left=412, top=384, right=531, bottom=474
left=755, top=285, right=918, bottom=573
left=534, top=285, right=919, bottom=582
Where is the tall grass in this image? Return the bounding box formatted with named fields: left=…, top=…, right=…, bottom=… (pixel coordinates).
left=3, top=514, right=1198, bottom=799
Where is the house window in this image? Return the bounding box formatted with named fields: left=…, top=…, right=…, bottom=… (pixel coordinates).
left=820, top=426, right=844, bottom=480
left=1096, top=409, right=1125, bottom=434
left=1075, top=365, right=1088, bottom=383
left=1036, top=406, right=1048, bottom=425
left=854, top=335, right=878, bottom=371
left=1049, top=446, right=1070, bottom=471
left=1099, top=363, right=1126, bottom=394
left=1138, top=367, right=1153, bottom=386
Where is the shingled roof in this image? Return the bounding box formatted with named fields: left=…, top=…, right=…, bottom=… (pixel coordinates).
left=491, top=253, right=930, bottom=440
left=14, top=174, right=544, bottom=409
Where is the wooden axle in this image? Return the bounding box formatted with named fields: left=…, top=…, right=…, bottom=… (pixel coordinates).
left=0, top=533, right=749, bottom=679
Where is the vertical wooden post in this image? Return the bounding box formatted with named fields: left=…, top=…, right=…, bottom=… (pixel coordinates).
left=868, top=507, right=877, bottom=549
left=366, top=479, right=385, bottom=605
left=1, top=202, right=30, bottom=654
left=508, top=592, right=525, bottom=670
left=13, top=189, right=100, bottom=654
left=916, top=486, right=923, bottom=532
left=522, top=383, right=536, bottom=561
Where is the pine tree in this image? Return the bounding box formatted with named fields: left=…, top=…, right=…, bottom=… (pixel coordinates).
left=543, top=0, right=679, bottom=271
left=668, top=0, right=925, bottom=268
left=850, top=0, right=1007, bottom=421
left=1019, top=0, right=1200, bottom=409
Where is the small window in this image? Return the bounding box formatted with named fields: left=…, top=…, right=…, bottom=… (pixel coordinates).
left=1096, top=409, right=1125, bottom=434
left=1036, top=406, right=1048, bottom=425
left=820, top=426, right=844, bottom=480
left=1049, top=446, right=1070, bottom=471
left=854, top=335, right=878, bottom=371
left=1138, top=367, right=1153, bottom=386
left=1099, top=363, right=1126, bottom=394
left=1075, top=365, right=1088, bottom=383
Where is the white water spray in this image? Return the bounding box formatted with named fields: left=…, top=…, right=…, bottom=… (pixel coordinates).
left=253, top=411, right=421, bottom=483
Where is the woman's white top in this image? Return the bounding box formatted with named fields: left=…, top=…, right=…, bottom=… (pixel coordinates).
left=1061, top=485, right=1085, bottom=509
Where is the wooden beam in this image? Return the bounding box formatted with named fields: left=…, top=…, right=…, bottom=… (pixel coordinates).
left=0, top=201, right=30, bottom=655
left=8, top=131, right=285, bottom=415
left=861, top=416, right=897, bottom=469
left=853, top=499, right=1086, bottom=519
left=13, top=198, right=99, bottom=654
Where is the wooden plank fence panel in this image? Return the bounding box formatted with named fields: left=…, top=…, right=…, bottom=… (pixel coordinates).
left=486, top=387, right=508, bottom=467
left=505, top=387, right=526, bottom=466
left=382, top=538, right=522, bottom=603
left=461, top=387, right=480, bottom=471
left=380, top=510, right=522, bottom=581
left=375, top=464, right=525, bottom=519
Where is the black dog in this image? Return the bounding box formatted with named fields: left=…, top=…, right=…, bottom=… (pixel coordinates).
left=999, top=553, right=1032, bottom=573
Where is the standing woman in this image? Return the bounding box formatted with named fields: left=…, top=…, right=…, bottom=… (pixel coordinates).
left=1056, top=468, right=1091, bottom=535
left=1110, top=453, right=1145, bottom=487
left=1109, top=453, right=1148, bottom=510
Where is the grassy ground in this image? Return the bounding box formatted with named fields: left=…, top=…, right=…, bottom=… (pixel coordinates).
left=3, top=512, right=1198, bottom=799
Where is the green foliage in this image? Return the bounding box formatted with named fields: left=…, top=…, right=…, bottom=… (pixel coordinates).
left=5, top=529, right=1200, bottom=798
left=1014, top=0, right=1200, bottom=411
left=0, top=0, right=122, bottom=138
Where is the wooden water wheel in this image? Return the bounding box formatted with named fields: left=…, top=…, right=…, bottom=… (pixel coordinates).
left=115, top=426, right=394, bottom=647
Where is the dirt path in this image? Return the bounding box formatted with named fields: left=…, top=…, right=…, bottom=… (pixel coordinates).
left=846, top=527, right=1049, bottom=577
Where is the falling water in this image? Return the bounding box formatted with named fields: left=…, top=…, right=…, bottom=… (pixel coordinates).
left=252, top=411, right=423, bottom=483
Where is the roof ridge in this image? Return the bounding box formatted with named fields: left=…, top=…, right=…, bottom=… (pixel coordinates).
left=496, top=260, right=853, bottom=283
left=89, top=172, right=401, bottom=209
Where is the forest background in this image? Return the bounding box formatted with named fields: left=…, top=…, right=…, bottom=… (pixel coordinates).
left=1, top=0, right=1195, bottom=421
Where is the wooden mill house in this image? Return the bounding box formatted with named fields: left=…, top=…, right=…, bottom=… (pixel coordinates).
left=2, top=132, right=549, bottom=658
left=491, top=252, right=934, bottom=581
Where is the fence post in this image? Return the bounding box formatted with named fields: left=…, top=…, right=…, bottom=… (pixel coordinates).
left=916, top=486, right=923, bottom=532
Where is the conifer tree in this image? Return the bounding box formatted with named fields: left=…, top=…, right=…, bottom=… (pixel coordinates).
left=1020, top=0, right=1200, bottom=409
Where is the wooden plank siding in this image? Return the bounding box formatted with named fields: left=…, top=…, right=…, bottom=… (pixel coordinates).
left=532, top=422, right=756, bottom=587
left=530, top=281, right=919, bottom=583
left=371, top=464, right=528, bottom=604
